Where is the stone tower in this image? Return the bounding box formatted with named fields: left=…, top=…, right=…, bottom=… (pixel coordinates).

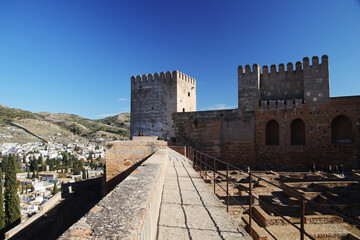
left=238, top=55, right=330, bottom=111
left=130, top=70, right=196, bottom=140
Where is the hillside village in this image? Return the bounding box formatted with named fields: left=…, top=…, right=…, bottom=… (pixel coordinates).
left=0, top=141, right=105, bottom=222
left=0, top=106, right=130, bottom=224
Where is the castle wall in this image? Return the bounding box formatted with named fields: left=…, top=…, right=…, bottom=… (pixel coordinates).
left=239, top=55, right=330, bottom=105
left=254, top=96, right=360, bottom=170
left=303, top=55, right=330, bottom=105
left=172, top=56, right=359, bottom=170
left=238, top=64, right=260, bottom=113
left=131, top=55, right=359, bottom=171
left=173, top=96, right=360, bottom=170
left=172, top=109, right=255, bottom=166
left=260, top=62, right=304, bottom=101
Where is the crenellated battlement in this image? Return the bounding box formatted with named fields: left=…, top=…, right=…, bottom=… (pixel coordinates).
left=238, top=55, right=328, bottom=77
left=238, top=55, right=330, bottom=107
left=131, top=70, right=196, bottom=85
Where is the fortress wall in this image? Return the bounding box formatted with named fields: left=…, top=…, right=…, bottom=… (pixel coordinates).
left=238, top=64, right=260, bottom=113
left=173, top=109, right=256, bottom=166
left=303, top=55, right=330, bottom=105
left=105, top=139, right=167, bottom=185
left=260, top=61, right=304, bottom=101
left=254, top=96, right=360, bottom=170
left=238, top=55, right=329, bottom=106
left=60, top=149, right=169, bottom=240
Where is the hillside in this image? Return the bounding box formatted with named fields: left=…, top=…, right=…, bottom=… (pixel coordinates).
left=0, top=105, right=130, bottom=144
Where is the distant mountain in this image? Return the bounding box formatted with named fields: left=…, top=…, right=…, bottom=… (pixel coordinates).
left=0, top=105, right=130, bottom=144
left=96, top=114, right=130, bottom=129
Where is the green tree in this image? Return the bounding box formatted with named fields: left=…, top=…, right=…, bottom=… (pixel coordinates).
left=0, top=156, right=8, bottom=173
left=87, top=151, right=93, bottom=160
left=26, top=163, right=30, bottom=179
left=4, top=155, right=20, bottom=229
left=52, top=182, right=59, bottom=195
left=82, top=168, right=86, bottom=180
left=38, top=155, right=43, bottom=165
left=0, top=168, right=6, bottom=238
left=35, top=158, right=39, bottom=179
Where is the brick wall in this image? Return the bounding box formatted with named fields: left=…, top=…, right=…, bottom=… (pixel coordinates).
left=254, top=96, right=360, bottom=170
left=172, top=96, right=360, bottom=170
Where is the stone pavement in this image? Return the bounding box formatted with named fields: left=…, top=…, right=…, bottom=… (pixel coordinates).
left=157, top=149, right=252, bottom=240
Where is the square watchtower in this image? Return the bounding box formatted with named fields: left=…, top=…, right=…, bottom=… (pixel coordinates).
left=130, top=70, right=196, bottom=140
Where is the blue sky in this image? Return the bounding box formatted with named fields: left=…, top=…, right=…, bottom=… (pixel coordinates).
left=0, top=0, right=359, bottom=119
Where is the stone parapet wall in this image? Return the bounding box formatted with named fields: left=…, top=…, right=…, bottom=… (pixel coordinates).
left=168, top=145, right=186, bottom=156
left=105, top=139, right=167, bottom=183
left=5, top=192, right=62, bottom=239
left=60, top=149, right=169, bottom=240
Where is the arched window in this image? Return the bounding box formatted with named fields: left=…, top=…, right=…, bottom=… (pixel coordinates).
left=291, top=119, right=305, bottom=145
left=266, top=120, right=279, bottom=145
left=332, top=115, right=352, bottom=143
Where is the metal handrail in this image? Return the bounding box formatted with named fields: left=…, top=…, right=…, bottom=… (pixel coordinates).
left=186, top=146, right=360, bottom=240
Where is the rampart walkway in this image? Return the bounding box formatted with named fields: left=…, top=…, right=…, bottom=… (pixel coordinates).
left=60, top=147, right=251, bottom=240
left=158, top=149, right=251, bottom=239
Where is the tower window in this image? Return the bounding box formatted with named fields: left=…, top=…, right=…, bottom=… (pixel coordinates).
left=188, top=92, right=190, bottom=97
left=332, top=115, right=352, bottom=143
left=266, top=120, right=279, bottom=145
left=183, top=108, right=185, bottom=112
left=291, top=118, right=305, bottom=145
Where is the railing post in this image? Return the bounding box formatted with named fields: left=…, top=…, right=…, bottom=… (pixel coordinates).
left=226, top=162, right=229, bottom=213
left=300, top=198, right=305, bottom=240
left=192, top=148, right=194, bottom=162
left=205, top=155, right=208, bottom=182
left=200, top=153, right=202, bottom=178
left=192, top=149, right=195, bottom=169
left=213, top=157, right=216, bottom=194
left=249, top=171, right=253, bottom=237
left=196, top=151, right=200, bottom=171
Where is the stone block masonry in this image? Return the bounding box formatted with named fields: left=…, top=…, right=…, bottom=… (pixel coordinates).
left=131, top=70, right=196, bottom=140
left=60, top=149, right=169, bottom=240
left=105, top=138, right=167, bottom=184
left=60, top=148, right=251, bottom=239
left=170, top=56, right=360, bottom=170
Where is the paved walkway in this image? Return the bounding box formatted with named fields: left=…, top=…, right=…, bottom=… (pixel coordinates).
left=157, top=149, right=252, bottom=240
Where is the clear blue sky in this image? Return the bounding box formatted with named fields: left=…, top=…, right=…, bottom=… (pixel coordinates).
left=0, top=0, right=359, bottom=119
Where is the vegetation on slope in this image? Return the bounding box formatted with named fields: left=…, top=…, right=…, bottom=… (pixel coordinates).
left=96, top=113, right=130, bottom=129
left=0, top=106, right=42, bottom=123
left=0, top=106, right=130, bottom=142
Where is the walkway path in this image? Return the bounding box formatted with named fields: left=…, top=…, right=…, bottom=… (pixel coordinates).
left=157, top=149, right=252, bottom=240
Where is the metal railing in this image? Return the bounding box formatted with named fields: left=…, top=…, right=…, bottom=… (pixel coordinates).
left=186, top=146, right=360, bottom=240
